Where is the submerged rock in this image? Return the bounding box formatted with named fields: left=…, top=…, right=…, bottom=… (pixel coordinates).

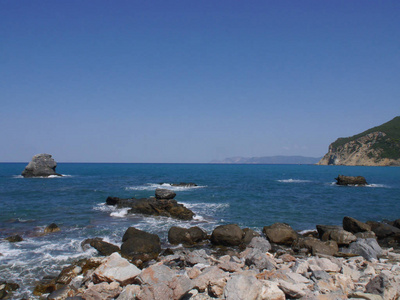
left=4, top=235, right=23, bottom=243
left=44, top=223, right=61, bottom=234
left=21, top=153, right=61, bottom=178
left=335, top=175, right=367, bottom=186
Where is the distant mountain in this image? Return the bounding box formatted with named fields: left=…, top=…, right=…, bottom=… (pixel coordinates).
left=318, top=116, right=400, bottom=166
left=211, top=155, right=321, bottom=164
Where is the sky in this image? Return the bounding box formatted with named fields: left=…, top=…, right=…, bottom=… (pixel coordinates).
left=1, top=1, right=399, bottom=163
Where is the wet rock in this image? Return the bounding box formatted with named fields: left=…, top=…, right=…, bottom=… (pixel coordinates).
left=210, top=224, right=244, bottom=246
left=86, top=239, right=120, bottom=256
left=21, top=153, right=62, bottom=178
left=263, top=223, right=298, bottom=245
left=47, top=285, right=73, bottom=300
left=56, top=265, right=82, bottom=285
left=155, top=188, right=176, bottom=200
left=33, top=276, right=58, bottom=296
left=343, top=216, right=371, bottom=233
left=170, top=182, right=197, bottom=187
left=366, top=221, right=400, bottom=239
left=335, top=175, right=367, bottom=186
left=4, top=235, right=23, bottom=243
left=223, top=275, right=263, bottom=300
left=168, top=226, right=207, bottom=245
left=0, top=282, right=19, bottom=299
left=121, top=227, right=161, bottom=265
left=93, top=252, right=141, bottom=285
left=106, top=196, right=195, bottom=220
left=44, top=223, right=61, bottom=234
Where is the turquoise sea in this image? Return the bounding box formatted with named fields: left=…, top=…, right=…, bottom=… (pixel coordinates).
left=1, top=163, right=400, bottom=298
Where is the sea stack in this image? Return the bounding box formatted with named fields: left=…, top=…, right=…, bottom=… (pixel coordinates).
left=21, top=154, right=62, bottom=178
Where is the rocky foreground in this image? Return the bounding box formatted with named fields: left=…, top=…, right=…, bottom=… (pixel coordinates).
left=14, top=216, right=400, bottom=300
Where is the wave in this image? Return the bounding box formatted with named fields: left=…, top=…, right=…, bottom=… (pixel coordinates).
left=93, top=203, right=129, bottom=218
left=366, top=183, right=390, bottom=188
left=12, top=174, right=73, bottom=179
left=125, top=183, right=206, bottom=191
left=277, top=179, right=312, bottom=183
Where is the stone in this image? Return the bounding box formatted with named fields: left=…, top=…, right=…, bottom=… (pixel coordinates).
left=293, top=237, right=338, bottom=256
left=184, top=249, right=210, bottom=265
left=348, top=292, right=383, bottom=300
left=168, top=226, right=207, bottom=245
left=83, top=282, right=122, bottom=300
left=321, top=229, right=357, bottom=245
left=170, top=182, right=198, bottom=187
left=366, top=221, right=400, bottom=239
left=4, top=235, right=23, bottom=242
left=223, top=275, right=263, bottom=300
left=343, top=216, right=371, bottom=233
left=85, top=239, right=120, bottom=256
left=308, top=257, right=341, bottom=272
left=355, top=231, right=376, bottom=239
left=168, top=275, right=194, bottom=300
left=316, top=225, right=343, bottom=238
left=47, top=285, right=73, bottom=300
left=192, top=266, right=229, bottom=292
left=263, top=223, right=298, bottom=245
left=106, top=196, right=194, bottom=220
left=93, top=252, right=141, bottom=285
left=116, top=284, right=141, bottom=300
left=259, top=280, right=285, bottom=300
left=0, top=282, right=19, bottom=299
left=210, top=224, right=244, bottom=246
left=278, top=280, right=306, bottom=298
left=121, top=227, right=161, bottom=264
left=21, top=153, right=61, bottom=177
left=341, top=238, right=382, bottom=261
left=137, top=263, right=176, bottom=286
left=137, top=282, right=173, bottom=300
left=335, top=175, right=367, bottom=186
left=248, top=236, right=272, bottom=253
left=56, top=265, right=82, bottom=285
left=244, top=248, right=276, bottom=270
left=44, top=223, right=61, bottom=234
left=155, top=188, right=176, bottom=200
left=242, top=228, right=261, bottom=244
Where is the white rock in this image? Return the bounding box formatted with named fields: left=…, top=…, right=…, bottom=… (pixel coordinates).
left=259, top=280, right=285, bottom=300
left=277, top=280, right=306, bottom=299
left=286, top=272, right=310, bottom=284
left=308, top=257, right=340, bottom=272
left=223, top=274, right=263, bottom=300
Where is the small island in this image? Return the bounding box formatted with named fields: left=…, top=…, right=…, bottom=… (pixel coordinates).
left=21, top=154, right=62, bottom=178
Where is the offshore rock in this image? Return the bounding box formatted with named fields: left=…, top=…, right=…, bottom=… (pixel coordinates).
left=335, top=175, right=367, bottom=186
left=21, top=153, right=62, bottom=177
left=155, top=188, right=176, bottom=200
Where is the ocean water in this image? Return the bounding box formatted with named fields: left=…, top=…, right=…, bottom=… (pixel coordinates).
left=1, top=163, right=399, bottom=298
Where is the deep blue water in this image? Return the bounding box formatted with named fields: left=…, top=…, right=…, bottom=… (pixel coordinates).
left=0, top=163, right=399, bottom=298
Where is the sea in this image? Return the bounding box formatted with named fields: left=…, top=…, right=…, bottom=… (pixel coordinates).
left=1, top=163, right=399, bottom=298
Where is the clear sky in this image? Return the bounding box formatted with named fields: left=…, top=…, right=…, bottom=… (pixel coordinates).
left=1, top=1, right=399, bottom=163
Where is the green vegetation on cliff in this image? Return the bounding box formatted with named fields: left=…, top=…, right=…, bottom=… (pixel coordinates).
left=331, top=116, right=400, bottom=159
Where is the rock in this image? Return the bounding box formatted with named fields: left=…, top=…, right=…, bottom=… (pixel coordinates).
left=244, top=248, right=276, bottom=270
left=348, top=292, right=383, bottom=300
left=116, top=284, right=141, bottom=300
left=210, top=224, right=243, bottom=246
left=335, top=175, right=367, bottom=186
left=316, top=225, right=343, bottom=238
left=47, top=285, right=73, bottom=300
left=184, top=249, right=210, bottom=265
left=393, top=218, right=400, bottom=229
left=355, top=231, right=377, bottom=239
left=0, top=282, right=19, bottom=299
left=223, top=275, right=263, bottom=300
left=365, top=273, right=389, bottom=295
left=192, top=266, right=229, bottom=292
left=56, top=265, right=82, bottom=285
left=170, top=182, right=197, bottom=187
left=292, top=237, right=338, bottom=256
left=168, top=275, right=194, bottom=300
left=343, top=216, right=371, bottom=233
left=308, top=257, right=341, bottom=272
left=242, top=228, right=261, bottom=244
left=21, top=153, right=61, bottom=177
left=259, top=280, right=286, bottom=300
left=168, top=226, right=207, bottom=245
left=341, top=238, right=382, bottom=261
left=33, top=277, right=58, bottom=296
left=138, top=283, right=173, bottom=300
left=106, top=196, right=195, bottom=220
left=121, top=227, right=161, bottom=265
left=366, top=221, right=400, bottom=239
left=93, top=252, right=141, bottom=285
left=247, top=237, right=272, bottom=253
left=321, top=229, right=357, bottom=246
left=278, top=280, right=306, bottom=299
left=83, top=282, right=122, bottom=300
left=263, top=223, right=298, bottom=245
left=155, top=188, right=176, bottom=200
left=44, top=223, right=61, bottom=234
left=87, top=239, right=120, bottom=256
left=137, top=263, right=176, bottom=285
left=4, top=235, right=23, bottom=242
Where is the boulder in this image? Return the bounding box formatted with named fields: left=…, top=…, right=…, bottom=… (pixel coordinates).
left=210, top=224, right=243, bottom=246
left=321, top=229, right=357, bottom=246
left=44, top=223, right=61, bottom=234
left=316, top=225, right=342, bottom=238
left=223, top=275, right=263, bottom=300
left=0, top=282, right=19, bottom=299
left=21, top=153, right=61, bottom=177
left=343, top=216, right=371, bottom=233
left=93, top=252, right=141, bottom=285
left=184, top=249, right=210, bottom=265
left=116, top=285, right=141, bottom=300
left=292, top=237, right=338, bottom=256
left=121, top=227, right=161, bottom=265
left=355, top=231, right=376, bottom=239
left=155, top=188, right=176, bottom=200
left=168, top=226, right=207, bottom=245
left=106, top=196, right=194, bottom=220
left=242, top=228, right=261, bottom=244
left=340, top=238, right=382, bottom=261
left=335, top=175, right=367, bottom=186
left=83, top=282, right=122, bottom=300
left=263, top=223, right=298, bottom=245
left=4, top=235, right=23, bottom=243
left=192, top=266, right=229, bottom=292
left=366, top=221, right=400, bottom=239
left=82, top=238, right=120, bottom=256
left=244, top=248, right=276, bottom=270
left=247, top=237, right=271, bottom=253
left=137, top=263, right=176, bottom=286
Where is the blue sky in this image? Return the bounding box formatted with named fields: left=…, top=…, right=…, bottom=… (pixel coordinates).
left=1, top=1, right=399, bottom=162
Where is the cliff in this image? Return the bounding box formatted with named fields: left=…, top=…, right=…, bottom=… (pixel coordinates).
left=318, top=117, right=400, bottom=166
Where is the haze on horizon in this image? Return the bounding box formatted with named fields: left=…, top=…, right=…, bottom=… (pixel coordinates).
left=1, top=1, right=399, bottom=163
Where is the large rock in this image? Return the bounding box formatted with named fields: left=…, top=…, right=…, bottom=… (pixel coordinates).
left=106, top=196, right=194, bottom=220
left=155, top=188, right=176, bottom=200
left=21, top=154, right=61, bottom=177
left=121, top=227, right=161, bottom=264
left=210, top=224, right=244, bottom=246
left=263, top=223, right=298, bottom=245
left=335, top=175, right=367, bottom=186
left=223, top=275, right=263, bottom=300
left=341, top=238, right=382, bottom=261
left=168, top=226, right=207, bottom=245
left=343, top=216, right=371, bottom=233
left=81, top=238, right=120, bottom=256
left=292, top=237, right=338, bottom=256
left=0, top=281, right=19, bottom=299
left=366, top=221, right=400, bottom=239
left=320, top=229, right=357, bottom=246
left=244, top=248, right=276, bottom=270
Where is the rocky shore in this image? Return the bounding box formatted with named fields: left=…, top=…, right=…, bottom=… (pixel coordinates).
left=10, top=216, right=399, bottom=300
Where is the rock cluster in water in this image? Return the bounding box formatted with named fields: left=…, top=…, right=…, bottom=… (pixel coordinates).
left=29, top=216, right=400, bottom=300
left=335, top=175, right=368, bottom=186
left=21, top=153, right=61, bottom=178
left=106, top=188, right=195, bottom=220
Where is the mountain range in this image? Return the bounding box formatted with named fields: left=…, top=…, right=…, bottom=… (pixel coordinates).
left=211, top=156, right=321, bottom=164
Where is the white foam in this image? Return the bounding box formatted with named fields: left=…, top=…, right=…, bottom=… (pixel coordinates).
left=125, top=183, right=206, bottom=191
left=366, top=183, right=390, bottom=188
left=298, top=229, right=317, bottom=235
left=110, top=208, right=130, bottom=217
left=277, top=179, right=312, bottom=183
left=193, top=215, right=205, bottom=221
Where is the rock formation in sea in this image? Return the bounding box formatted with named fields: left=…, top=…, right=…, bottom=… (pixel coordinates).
left=318, top=116, right=400, bottom=166
left=335, top=175, right=368, bottom=186
left=21, top=153, right=62, bottom=177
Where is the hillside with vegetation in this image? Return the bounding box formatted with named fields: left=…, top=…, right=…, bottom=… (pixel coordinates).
left=318, top=116, right=400, bottom=166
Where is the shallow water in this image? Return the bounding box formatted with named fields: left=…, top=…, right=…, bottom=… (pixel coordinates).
left=1, top=163, right=399, bottom=298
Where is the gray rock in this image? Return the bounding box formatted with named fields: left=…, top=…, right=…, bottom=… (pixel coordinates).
left=248, top=237, right=271, bottom=253
left=155, top=188, right=176, bottom=200
left=223, top=275, right=263, bottom=300
left=21, top=153, right=61, bottom=177
left=244, top=248, right=276, bottom=270
left=341, top=238, right=382, bottom=261
left=184, top=249, right=210, bottom=265
left=355, top=231, right=376, bottom=239
left=47, top=285, right=72, bottom=300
